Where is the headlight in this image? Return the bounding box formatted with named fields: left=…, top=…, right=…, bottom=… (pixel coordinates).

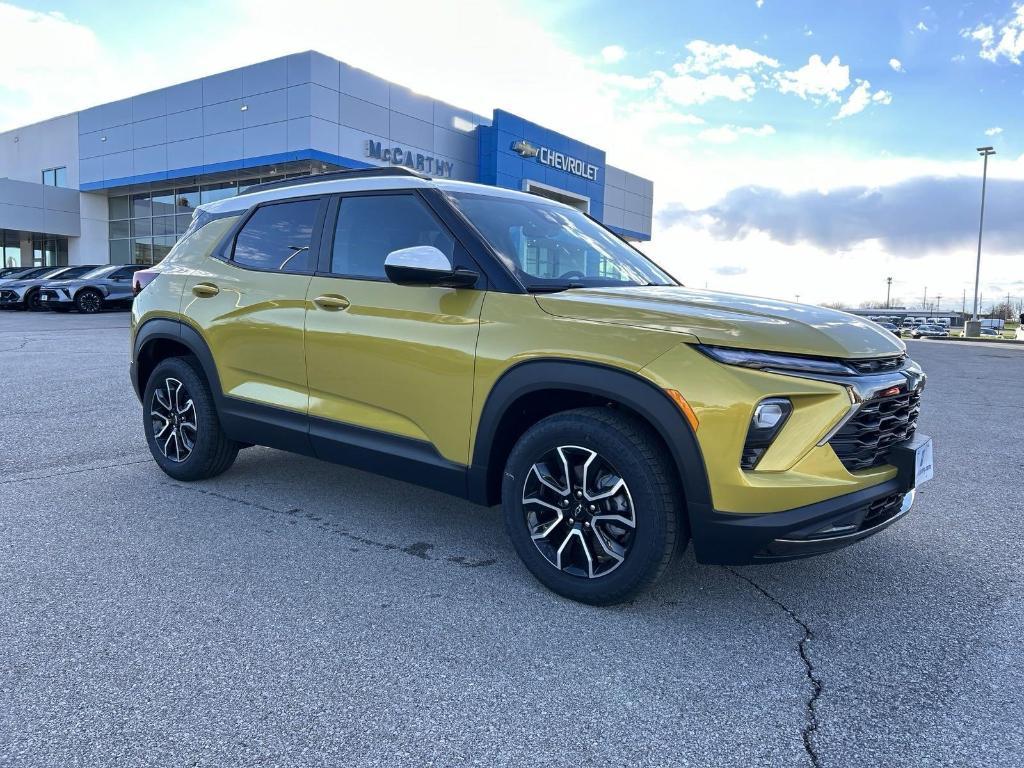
left=741, top=397, right=793, bottom=469
left=695, top=344, right=858, bottom=377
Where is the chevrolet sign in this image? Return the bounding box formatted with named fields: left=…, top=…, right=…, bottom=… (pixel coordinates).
left=511, top=139, right=598, bottom=181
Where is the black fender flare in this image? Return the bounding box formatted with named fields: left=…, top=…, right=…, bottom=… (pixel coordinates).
left=468, top=359, right=712, bottom=518
left=132, top=317, right=223, bottom=403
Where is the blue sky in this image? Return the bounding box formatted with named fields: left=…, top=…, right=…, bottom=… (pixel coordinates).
left=1, top=0, right=1022, bottom=308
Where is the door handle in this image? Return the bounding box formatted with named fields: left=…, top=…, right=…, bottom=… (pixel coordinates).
left=192, top=282, right=220, bottom=298
left=313, top=294, right=350, bottom=310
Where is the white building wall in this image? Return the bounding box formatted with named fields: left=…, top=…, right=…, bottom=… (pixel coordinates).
left=0, top=113, right=79, bottom=187
left=69, top=192, right=109, bottom=265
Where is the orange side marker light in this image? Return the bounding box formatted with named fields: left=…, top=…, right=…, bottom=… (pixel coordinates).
left=665, top=389, right=699, bottom=432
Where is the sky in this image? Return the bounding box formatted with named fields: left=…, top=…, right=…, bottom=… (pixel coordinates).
left=1, top=0, right=1022, bottom=310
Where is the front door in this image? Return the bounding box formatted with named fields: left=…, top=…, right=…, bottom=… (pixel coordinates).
left=304, top=191, right=485, bottom=470
left=182, top=196, right=326, bottom=414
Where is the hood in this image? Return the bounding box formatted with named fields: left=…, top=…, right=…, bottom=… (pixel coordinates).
left=535, top=286, right=905, bottom=359
left=0, top=279, right=39, bottom=289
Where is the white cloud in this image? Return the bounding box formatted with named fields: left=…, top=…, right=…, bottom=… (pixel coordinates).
left=951, top=53, right=966, bottom=63
left=678, top=40, right=779, bottom=74
left=835, top=80, right=892, bottom=119
left=889, top=57, right=904, bottom=72
left=776, top=54, right=850, bottom=102
left=755, top=0, right=764, bottom=7
left=698, top=124, right=775, bottom=144
left=601, top=45, right=626, bottom=64
left=916, top=21, right=929, bottom=32
left=986, top=126, right=1004, bottom=136
left=659, top=71, right=758, bottom=106
left=966, top=5, right=1024, bottom=63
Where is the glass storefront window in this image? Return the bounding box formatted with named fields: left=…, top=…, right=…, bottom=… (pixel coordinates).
left=109, top=220, right=130, bottom=239
left=176, top=187, right=199, bottom=214
left=110, top=196, right=130, bottom=219
left=153, top=216, right=175, bottom=236
left=110, top=239, right=131, bottom=265
left=201, top=181, right=237, bottom=204
left=55, top=167, right=67, bottom=187
left=152, top=190, right=176, bottom=217
left=132, top=218, right=153, bottom=237
left=130, top=192, right=152, bottom=219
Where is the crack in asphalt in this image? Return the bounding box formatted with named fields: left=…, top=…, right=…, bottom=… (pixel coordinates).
left=725, top=566, right=823, bottom=768
left=161, top=482, right=498, bottom=569
left=0, top=458, right=152, bottom=485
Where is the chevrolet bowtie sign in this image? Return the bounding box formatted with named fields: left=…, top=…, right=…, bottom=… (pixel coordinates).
left=511, top=139, right=598, bottom=181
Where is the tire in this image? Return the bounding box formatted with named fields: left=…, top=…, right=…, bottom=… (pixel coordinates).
left=24, top=289, right=42, bottom=311
left=502, top=407, right=685, bottom=605
left=143, top=355, right=239, bottom=481
left=75, top=289, right=103, bottom=314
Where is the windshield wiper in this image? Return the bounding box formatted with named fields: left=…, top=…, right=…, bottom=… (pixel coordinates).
left=525, top=282, right=586, bottom=293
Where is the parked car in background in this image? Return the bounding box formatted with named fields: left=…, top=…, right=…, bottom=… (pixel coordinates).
left=0, top=265, right=100, bottom=311
left=0, top=266, right=56, bottom=286
left=876, top=321, right=902, bottom=337
left=39, top=264, right=144, bottom=313
left=977, top=327, right=1002, bottom=338
left=911, top=324, right=949, bottom=339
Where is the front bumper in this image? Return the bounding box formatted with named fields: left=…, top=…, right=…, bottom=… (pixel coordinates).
left=0, top=289, right=25, bottom=306
left=693, top=434, right=930, bottom=564
left=38, top=288, right=73, bottom=306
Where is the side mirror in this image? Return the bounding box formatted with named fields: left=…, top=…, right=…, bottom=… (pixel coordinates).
left=384, top=246, right=478, bottom=288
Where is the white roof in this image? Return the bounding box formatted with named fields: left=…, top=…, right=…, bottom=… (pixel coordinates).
left=200, top=174, right=574, bottom=216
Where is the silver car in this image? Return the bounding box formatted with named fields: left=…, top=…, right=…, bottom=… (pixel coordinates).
left=0, top=265, right=101, bottom=311
left=0, top=266, right=57, bottom=286
left=38, top=264, right=144, bottom=313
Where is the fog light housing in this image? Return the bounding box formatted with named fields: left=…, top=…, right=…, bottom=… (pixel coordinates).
left=741, top=398, right=793, bottom=469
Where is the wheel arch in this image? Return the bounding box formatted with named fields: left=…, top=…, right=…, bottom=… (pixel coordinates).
left=469, top=359, right=712, bottom=516
left=132, top=318, right=222, bottom=404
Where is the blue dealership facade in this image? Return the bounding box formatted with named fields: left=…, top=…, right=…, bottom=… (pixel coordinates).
left=0, top=51, right=653, bottom=268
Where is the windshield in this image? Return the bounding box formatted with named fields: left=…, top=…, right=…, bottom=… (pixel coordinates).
left=447, top=192, right=675, bottom=291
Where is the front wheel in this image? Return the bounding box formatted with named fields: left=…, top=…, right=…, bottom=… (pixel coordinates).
left=25, top=290, right=43, bottom=311
left=75, top=289, right=103, bottom=314
left=143, top=356, right=239, bottom=481
left=502, top=407, right=685, bottom=605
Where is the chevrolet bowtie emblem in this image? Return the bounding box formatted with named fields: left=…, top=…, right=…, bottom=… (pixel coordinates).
left=511, top=139, right=539, bottom=158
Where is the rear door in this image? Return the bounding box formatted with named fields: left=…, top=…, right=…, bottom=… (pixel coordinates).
left=182, top=195, right=327, bottom=414
left=303, top=190, right=485, bottom=467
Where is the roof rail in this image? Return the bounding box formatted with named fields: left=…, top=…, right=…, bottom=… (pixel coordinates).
left=242, top=166, right=429, bottom=195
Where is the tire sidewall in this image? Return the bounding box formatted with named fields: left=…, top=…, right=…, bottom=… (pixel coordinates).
left=143, top=356, right=225, bottom=480
left=502, top=413, right=673, bottom=604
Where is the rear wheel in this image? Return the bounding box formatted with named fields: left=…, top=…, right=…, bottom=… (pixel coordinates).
left=502, top=407, right=684, bottom=605
left=143, top=356, right=239, bottom=481
left=75, top=289, right=103, bottom=314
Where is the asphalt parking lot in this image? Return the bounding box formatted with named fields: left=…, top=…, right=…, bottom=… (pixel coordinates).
left=1, top=310, right=1021, bottom=768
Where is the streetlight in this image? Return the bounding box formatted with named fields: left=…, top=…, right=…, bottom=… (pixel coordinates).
left=973, top=146, right=995, bottom=321
left=886, top=276, right=892, bottom=309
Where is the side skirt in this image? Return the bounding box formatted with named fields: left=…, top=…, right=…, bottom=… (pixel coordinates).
left=219, top=396, right=472, bottom=500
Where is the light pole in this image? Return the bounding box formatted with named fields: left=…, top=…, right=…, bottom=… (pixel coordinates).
left=973, top=146, right=995, bottom=320
left=886, top=277, right=892, bottom=309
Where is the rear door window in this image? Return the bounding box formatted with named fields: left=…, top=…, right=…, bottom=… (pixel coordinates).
left=232, top=199, right=320, bottom=273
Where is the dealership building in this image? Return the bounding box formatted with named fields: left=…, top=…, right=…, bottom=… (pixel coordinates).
left=0, top=51, right=654, bottom=269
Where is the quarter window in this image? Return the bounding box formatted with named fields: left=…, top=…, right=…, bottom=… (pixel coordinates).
left=233, top=199, right=320, bottom=273
left=330, top=194, right=454, bottom=279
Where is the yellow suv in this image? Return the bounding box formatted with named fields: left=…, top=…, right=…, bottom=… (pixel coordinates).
left=130, top=168, right=932, bottom=604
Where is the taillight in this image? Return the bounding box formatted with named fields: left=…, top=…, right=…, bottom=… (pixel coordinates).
left=133, top=269, right=160, bottom=296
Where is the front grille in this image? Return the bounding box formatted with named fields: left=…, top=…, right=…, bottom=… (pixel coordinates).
left=0, top=290, right=16, bottom=301
left=829, top=389, right=921, bottom=471
left=845, top=355, right=906, bottom=375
